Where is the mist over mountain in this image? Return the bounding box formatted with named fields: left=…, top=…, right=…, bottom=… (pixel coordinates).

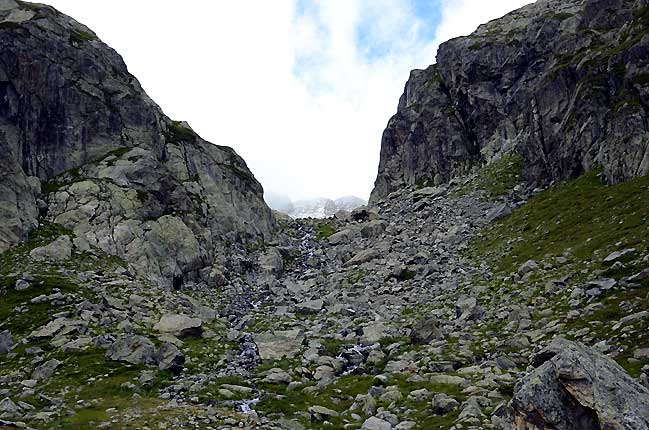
left=265, top=192, right=366, bottom=219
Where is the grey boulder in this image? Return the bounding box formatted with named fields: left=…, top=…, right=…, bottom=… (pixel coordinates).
left=29, top=235, right=72, bottom=261
left=409, top=317, right=443, bottom=344
left=0, top=330, right=12, bottom=354
left=32, top=359, right=61, bottom=381
left=156, top=342, right=185, bottom=375
left=154, top=314, right=203, bottom=338
left=498, top=337, right=649, bottom=430
left=105, top=335, right=157, bottom=366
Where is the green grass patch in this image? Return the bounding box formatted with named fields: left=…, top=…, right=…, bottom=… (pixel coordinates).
left=166, top=121, right=196, bottom=144
left=256, top=374, right=374, bottom=428
left=455, top=153, right=523, bottom=198
left=315, top=223, right=337, bottom=240
left=70, top=29, right=96, bottom=43
left=469, top=170, right=649, bottom=274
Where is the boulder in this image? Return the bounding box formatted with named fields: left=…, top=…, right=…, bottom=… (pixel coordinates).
left=497, top=337, right=649, bottom=430
left=328, top=229, right=354, bottom=245
left=254, top=329, right=305, bottom=360
left=486, top=203, right=512, bottom=222
left=309, top=405, right=339, bottom=420
left=295, top=299, right=323, bottom=315
left=362, top=416, right=392, bottom=430
left=517, top=260, right=538, bottom=276
left=259, top=248, right=284, bottom=276
left=29, top=318, right=86, bottom=340
left=156, top=342, right=185, bottom=375
left=29, top=235, right=72, bottom=261
left=409, top=317, right=443, bottom=344
left=32, top=359, right=61, bottom=381
left=431, top=393, right=459, bottom=415
left=0, top=398, right=21, bottom=416
left=0, top=330, right=12, bottom=354
left=14, top=279, right=29, bottom=291
left=455, top=296, right=484, bottom=321
left=262, top=368, right=292, bottom=384
left=154, top=314, right=203, bottom=338
left=105, top=335, right=157, bottom=366
left=603, top=248, right=636, bottom=265
left=361, top=220, right=387, bottom=239
left=344, top=249, right=380, bottom=267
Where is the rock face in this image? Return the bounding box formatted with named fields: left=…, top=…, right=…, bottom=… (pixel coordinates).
left=498, top=337, right=649, bottom=430
left=370, top=0, right=649, bottom=203
left=0, top=1, right=276, bottom=286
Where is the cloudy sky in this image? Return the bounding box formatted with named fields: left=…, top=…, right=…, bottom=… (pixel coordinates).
left=44, top=0, right=533, bottom=201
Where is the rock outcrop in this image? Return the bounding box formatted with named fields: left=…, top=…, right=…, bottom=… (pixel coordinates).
left=497, top=337, right=649, bottom=430
left=371, top=0, right=649, bottom=203
left=0, top=0, right=276, bottom=286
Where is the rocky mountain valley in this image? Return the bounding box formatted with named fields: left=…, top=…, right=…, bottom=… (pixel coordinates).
left=0, top=0, right=648, bottom=429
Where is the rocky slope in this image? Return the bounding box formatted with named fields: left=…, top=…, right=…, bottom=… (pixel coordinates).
left=370, top=0, right=649, bottom=203
left=0, top=0, right=276, bottom=287
left=1, top=1, right=649, bottom=430
left=2, top=166, right=648, bottom=429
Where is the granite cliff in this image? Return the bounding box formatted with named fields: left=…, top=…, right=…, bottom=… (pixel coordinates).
left=0, top=0, right=276, bottom=287
left=371, top=0, right=649, bottom=203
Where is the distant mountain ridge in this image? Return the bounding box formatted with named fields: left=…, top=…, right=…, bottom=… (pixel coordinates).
left=265, top=193, right=366, bottom=219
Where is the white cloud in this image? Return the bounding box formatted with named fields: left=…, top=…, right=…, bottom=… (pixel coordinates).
left=41, top=0, right=534, bottom=201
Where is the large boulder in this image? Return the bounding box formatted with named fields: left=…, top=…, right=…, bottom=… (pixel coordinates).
left=29, top=235, right=72, bottom=261
left=496, top=337, right=649, bottom=430
left=253, top=329, right=305, bottom=360
left=409, top=317, right=443, bottom=345
left=105, top=335, right=157, bottom=366
left=258, top=248, right=284, bottom=277
left=156, top=342, right=185, bottom=375
left=32, top=359, right=61, bottom=381
left=154, top=314, right=203, bottom=338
